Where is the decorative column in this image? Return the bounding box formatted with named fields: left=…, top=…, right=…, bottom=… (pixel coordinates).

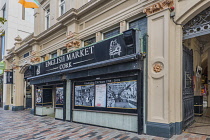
left=12, top=54, right=25, bottom=111
left=144, top=0, right=183, bottom=138
left=3, top=60, right=11, bottom=110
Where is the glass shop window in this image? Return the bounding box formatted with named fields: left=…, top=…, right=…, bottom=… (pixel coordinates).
left=74, top=76, right=138, bottom=114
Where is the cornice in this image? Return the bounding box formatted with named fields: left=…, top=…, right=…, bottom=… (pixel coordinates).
left=15, top=44, right=30, bottom=53
left=78, top=0, right=148, bottom=39
left=36, top=23, right=64, bottom=41
left=78, top=0, right=125, bottom=23
left=57, top=0, right=106, bottom=24
left=57, top=8, right=77, bottom=22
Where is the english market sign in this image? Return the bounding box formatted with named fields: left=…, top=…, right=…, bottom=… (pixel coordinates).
left=34, top=29, right=137, bottom=76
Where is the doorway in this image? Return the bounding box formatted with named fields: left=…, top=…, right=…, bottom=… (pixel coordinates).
left=182, top=6, right=210, bottom=136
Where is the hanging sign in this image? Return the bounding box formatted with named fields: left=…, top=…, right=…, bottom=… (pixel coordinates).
left=6, top=71, right=13, bottom=84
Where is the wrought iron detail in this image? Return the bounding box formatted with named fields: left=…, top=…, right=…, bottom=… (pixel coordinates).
left=183, top=7, right=210, bottom=40
left=182, top=46, right=194, bottom=130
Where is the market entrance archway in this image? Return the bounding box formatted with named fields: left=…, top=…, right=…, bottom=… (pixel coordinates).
left=182, top=6, right=210, bottom=135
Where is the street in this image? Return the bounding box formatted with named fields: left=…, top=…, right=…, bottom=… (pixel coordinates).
left=0, top=108, right=209, bottom=140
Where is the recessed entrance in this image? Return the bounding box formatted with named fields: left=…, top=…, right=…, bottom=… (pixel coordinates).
left=183, top=6, right=210, bottom=136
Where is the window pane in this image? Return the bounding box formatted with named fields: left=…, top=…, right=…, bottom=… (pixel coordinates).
left=51, top=52, right=57, bottom=58
left=46, top=16, right=50, bottom=29
left=104, top=28, right=120, bottom=39
left=129, top=17, right=147, bottom=37
left=45, top=7, right=50, bottom=29
left=60, top=0, right=65, bottom=16
left=62, top=49, right=67, bottom=54
left=84, top=37, right=96, bottom=46
left=24, top=52, right=30, bottom=58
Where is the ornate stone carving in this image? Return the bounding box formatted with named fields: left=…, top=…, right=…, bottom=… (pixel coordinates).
left=65, top=40, right=81, bottom=49
left=31, top=51, right=37, bottom=56
left=15, top=35, right=22, bottom=42
left=153, top=63, right=163, bottom=73
left=143, top=0, right=174, bottom=15
left=30, top=57, right=40, bottom=63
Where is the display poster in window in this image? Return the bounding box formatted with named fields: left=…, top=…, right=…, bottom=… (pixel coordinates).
left=56, top=87, right=64, bottom=107
left=75, top=83, right=95, bottom=107
left=36, top=88, right=42, bottom=104
left=95, top=84, right=107, bottom=107
left=107, top=80, right=137, bottom=109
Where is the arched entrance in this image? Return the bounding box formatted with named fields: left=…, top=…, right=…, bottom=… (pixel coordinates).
left=20, top=64, right=33, bottom=109
left=182, top=6, right=210, bottom=135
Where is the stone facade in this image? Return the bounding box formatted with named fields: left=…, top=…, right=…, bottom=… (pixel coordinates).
left=3, top=0, right=210, bottom=138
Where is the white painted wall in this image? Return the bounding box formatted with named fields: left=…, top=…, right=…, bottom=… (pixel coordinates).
left=0, top=0, right=34, bottom=57
left=1, top=0, right=34, bottom=107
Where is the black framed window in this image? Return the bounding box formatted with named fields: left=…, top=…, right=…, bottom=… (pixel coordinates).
left=74, top=76, right=138, bottom=113
left=84, top=37, right=96, bottom=47
left=103, top=28, right=120, bottom=39
left=62, top=48, right=67, bottom=54
left=23, top=52, right=30, bottom=58
left=51, top=52, right=57, bottom=58
left=129, top=17, right=147, bottom=37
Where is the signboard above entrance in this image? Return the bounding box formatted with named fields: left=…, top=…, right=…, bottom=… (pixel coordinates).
left=33, top=29, right=140, bottom=77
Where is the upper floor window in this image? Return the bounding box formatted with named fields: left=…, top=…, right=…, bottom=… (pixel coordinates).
left=62, top=48, right=67, bottom=54
left=59, top=0, right=65, bottom=16
left=23, top=52, right=30, bottom=58
left=22, top=7, right=34, bottom=23
left=129, top=17, right=147, bottom=37
left=103, top=28, right=120, bottom=39
left=84, top=37, right=96, bottom=47
left=2, top=5, right=6, bottom=19
left=45, top=7, right=50, bottom=29
left=51, top=52, right=57, bottom=58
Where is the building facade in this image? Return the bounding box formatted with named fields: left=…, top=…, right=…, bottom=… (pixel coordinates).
left=3, top=0, right=210, bottom=138
left=0, top=0, right=34, bottom=107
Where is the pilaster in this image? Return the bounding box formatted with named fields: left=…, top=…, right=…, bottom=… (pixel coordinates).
left=147, top=8, right=182, bottom=138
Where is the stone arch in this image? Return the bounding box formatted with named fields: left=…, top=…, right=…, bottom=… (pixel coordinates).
left=19, top=64, right=31, bottom=74
left=176, top=1, right=210, bottom=25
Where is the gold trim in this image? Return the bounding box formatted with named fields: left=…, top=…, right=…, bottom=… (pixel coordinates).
left=143, top=0, right=174, bottom=16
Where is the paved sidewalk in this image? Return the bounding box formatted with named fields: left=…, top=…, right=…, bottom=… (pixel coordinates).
left=0, top=108, right=209, bottom=140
